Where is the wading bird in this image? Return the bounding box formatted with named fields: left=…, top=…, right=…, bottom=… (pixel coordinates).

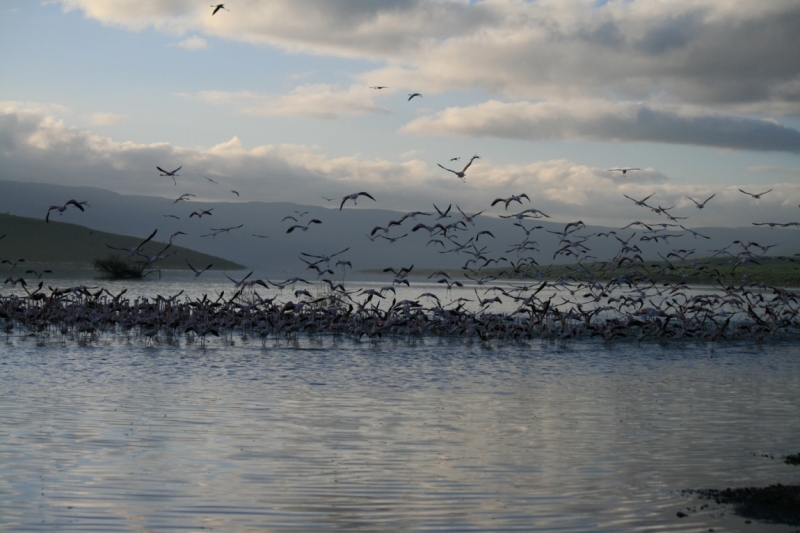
left=739, top=188, right=773, bottom=199
left=210, top=4, right=228, bottom=16
left=157, top=166, right=181, bottom=185
left=607, top=168, right=641, bottom=176
left=45, top=199, right=86, bottom=222
left=340, top=192, right=376, bottom=210
left=287, top=220, right=322, bottom=233
left=687, top=194, right=715, bottom=209
left=437, top=155, right=479, bottom=182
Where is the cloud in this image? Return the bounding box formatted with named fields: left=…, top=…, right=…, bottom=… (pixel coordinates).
left=181, top=85, right=390, bottom=119
left=54, top=1, right=800, bottom=114
left=402, top=100, right=800, bottom=153
left=747, top=166, right=800, bottom=176
left=173, top=36, right=209, bottom=50
left=2, top=103, right=799, bottom=227
left=90, top=113, right=131, bottom=125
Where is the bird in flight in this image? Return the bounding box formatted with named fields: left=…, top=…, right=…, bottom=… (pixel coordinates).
left=231, top=190, right=240, bottom=197
left=204, top=176, right=218, bottom=184
left=739, top=188, right=773, bottom=199
left=607, top=168, right=641, bottom=176
left=437, top=155, right=479, bottom=182
left=687, top=194, right=715, bottom=209
left=408, top=93, right=422, bottom=101
left=369, top=86, right=388, bottom=89
left=492, top=194, right=530, bottom=210
left=187, top=260, right=213, bottom=278
left=45, top=199, right=87, bottom=222
left=157, top=166, right=182, bottom=185
left=623, top=193, right=655, bottom=207
left=173, top=193, right=195, bottom=204
left=340, top=192, right=376, bottom=210
left=211, top=4, right=228, bottom=16
left=105, top=228, right=158, bottom=257
left=287, top=220, right=323, bottom=233
left=190, top=209, right=214, bottom=218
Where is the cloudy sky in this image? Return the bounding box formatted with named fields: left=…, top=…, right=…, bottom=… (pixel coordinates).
left=1, top=0, right=799, bottom=227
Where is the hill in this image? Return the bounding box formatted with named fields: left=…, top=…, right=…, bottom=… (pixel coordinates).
left=0, top=213, right=244, bottom=271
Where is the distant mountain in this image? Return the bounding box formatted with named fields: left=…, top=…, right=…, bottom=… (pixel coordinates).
left=0, top=213, right=243, bottom=270
left=1, top=179, right=797, bottom=273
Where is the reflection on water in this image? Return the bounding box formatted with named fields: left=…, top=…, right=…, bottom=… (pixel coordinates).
left=1, top=338, right=799, bottom=532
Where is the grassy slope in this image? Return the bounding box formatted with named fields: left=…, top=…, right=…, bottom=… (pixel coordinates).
left=388, top=255, right=800, bottom=286
left=0, top=213, right=244, bottom=270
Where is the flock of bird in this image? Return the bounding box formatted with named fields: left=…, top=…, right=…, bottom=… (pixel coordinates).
left=1, top=4, right=798, bottom=346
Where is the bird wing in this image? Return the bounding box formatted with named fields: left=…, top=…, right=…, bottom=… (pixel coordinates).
left=157, top=166, right=167, bottom=174
left=137, top=229, right=158, bottom=249
left=339, top=197, right=348, bottom=210
left=359, top=192, right=376, bottom=201
left=437, top=163, right=457, bottom=175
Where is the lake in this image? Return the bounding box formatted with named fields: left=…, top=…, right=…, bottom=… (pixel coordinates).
left=1, top=271, right=799, bottom=531
left=1, top=324, right=799, bottom=531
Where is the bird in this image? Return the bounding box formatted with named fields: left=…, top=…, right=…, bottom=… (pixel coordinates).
left=186, top=260, right=213, bottom=278
left=408, top=93, right=422, bottom=101
left=607, top=168, right=641, bottom=175
left=252, top=234, right=270, bottom=239
left=190, top=209, right=214, bottom=218
left=433, top=203, right=452, bottom=219
left=437, top=155, right=479, bottom=182
left=173, top=193, right=195, bottom=204
left=204, top=176, right=218, bottom=184
left=739, top=188, right=773, bottom=199
left=209, top=224, right=243, bottom=234
left=163, top=214, right=180, bottom=219
left=105, top=229, right=158, bottom=257
left=340, top=192, right=376, bottom=210
left=623, top=193, right=655, bottom=207
left=1, top=259, right=25, bottom=269
left=450, top=157, right=461, bottom=161
left=491, top=194, right=530, bottom=209
left=231, top=190, right=239, bottom=196
left=369, top=86, right=388, bottom=89
left=687, top=194, right=715, bottom=209
left=287, top=220, right=322, bottom=233
left=456, top=205, right=484, bottom=225
left=157, top=166, right=181, bottom=185
left=45, top=199, right=86, bottom=222
left=210, top=4, right=228, bottom=16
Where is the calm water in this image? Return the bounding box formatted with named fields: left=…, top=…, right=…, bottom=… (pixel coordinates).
left=1, top=334, right=799, bottom=532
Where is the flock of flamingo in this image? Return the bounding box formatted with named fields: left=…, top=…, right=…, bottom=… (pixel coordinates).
left=1, top=4, right=799, bottom=346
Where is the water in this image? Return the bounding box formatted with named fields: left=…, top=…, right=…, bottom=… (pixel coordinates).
left=2, top=334, right=799, bottom=532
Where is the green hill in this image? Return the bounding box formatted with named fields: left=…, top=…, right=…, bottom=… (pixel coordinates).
left=0, top=213, right=244, bottom=271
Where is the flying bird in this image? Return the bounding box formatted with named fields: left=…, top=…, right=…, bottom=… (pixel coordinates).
left=187, top=260, right=213, bottom=278
left=173, top=193, right=195, bottom=204
left=105, top=229, right=158, bottom=257
left=45, top=199, right=86, bottom=222
left=739, top=188, right=773, bottom=199
left=607, top=168, right=641, bottom=176
left=287, top=220, right=322, bottom=233
left=204, top=176, right=218, bottom=184
left=190, top=209, right=214, bottom=218
left=437, top=155, right=479, bottom=182
left=408, top=93, right=422, bottom=101
left=623, top=193, right=655, bottom=207
left=340, top=192, right=376, bottom=210
left=157, top=166, right=182, bottom=185
left=687, top=194, right=715, bottom=209
left=210, top=4, right=228, bottom=16
left=231, top=190, right=239, bottom=196
left=369, top=86, right=388, bottom=89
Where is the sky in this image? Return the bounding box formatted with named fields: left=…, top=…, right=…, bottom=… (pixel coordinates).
left=1, top=0, right=799, bottom=228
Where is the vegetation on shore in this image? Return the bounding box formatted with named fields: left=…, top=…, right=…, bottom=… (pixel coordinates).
left=0, top=213, right=243, bottom=271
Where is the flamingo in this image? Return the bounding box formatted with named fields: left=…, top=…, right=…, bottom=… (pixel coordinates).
left=210, top=4, right=228, bottom=16
left=45, top=199, right=86, bottom=222
left=687, top=194, right=715, bottom=209
left=157, top=166, right=181, bottom=185
left=437, top=155, right=479, bottom=182
left=340, top=192, right=376, bottom=210
left=739, top=188, right=773, bottom=199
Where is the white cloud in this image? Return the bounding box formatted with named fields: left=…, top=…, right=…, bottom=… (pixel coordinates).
left=90, top=113, right=131, bottom=125
left=181, top=85, right=390, bottom=119
left=402, top=100, right=800, bottom=153
left=174, top=36, right=209, bottom=50
left=3, top=103, right=799, bottom=227
left=54, top=0, right=800, bottom=114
